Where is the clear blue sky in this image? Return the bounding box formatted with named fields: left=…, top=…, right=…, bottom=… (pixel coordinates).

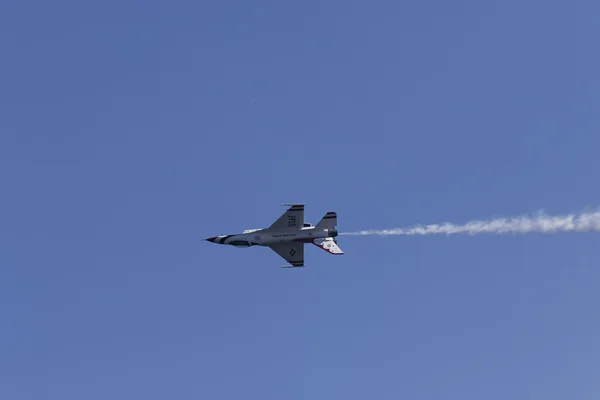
left=2, top=1, right=599, bottom=398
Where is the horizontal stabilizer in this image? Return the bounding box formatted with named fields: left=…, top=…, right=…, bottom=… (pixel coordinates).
left=315, top=211, right=337, bottom=229
left=312, top=237, right=344, bottom=254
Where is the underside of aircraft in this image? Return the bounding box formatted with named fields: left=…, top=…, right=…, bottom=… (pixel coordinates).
left=206, top=204, right=343, bottom=268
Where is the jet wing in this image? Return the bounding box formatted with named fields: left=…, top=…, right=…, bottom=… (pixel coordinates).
left=269, top=242, right=304, bottom=267
left=267, top=204, right=304, bottom=231
left=312, top=237, right=344, bottom=254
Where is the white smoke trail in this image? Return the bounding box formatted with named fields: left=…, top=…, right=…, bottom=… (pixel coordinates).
left=341, top=210, right=600, bottom=236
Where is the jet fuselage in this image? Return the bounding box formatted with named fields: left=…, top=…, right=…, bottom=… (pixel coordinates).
left=206, top=226, right=338, bottom=248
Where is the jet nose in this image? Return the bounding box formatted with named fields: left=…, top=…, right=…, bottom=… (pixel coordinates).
left=206, top=237, right=217, bottom=243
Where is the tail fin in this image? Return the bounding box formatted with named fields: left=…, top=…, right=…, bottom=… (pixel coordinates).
left=315, top=212, right=337, bottom=229
left=312, top=237, right=344, bottom=254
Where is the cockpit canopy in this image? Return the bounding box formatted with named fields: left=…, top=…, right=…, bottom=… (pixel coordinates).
left=303, top=223, right=312, bottom=227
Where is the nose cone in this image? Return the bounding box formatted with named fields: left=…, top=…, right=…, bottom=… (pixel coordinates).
left=206, top=236, right=217, bottom=243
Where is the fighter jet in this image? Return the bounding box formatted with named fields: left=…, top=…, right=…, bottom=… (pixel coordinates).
left=205, top=204, right=343, bottom=268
